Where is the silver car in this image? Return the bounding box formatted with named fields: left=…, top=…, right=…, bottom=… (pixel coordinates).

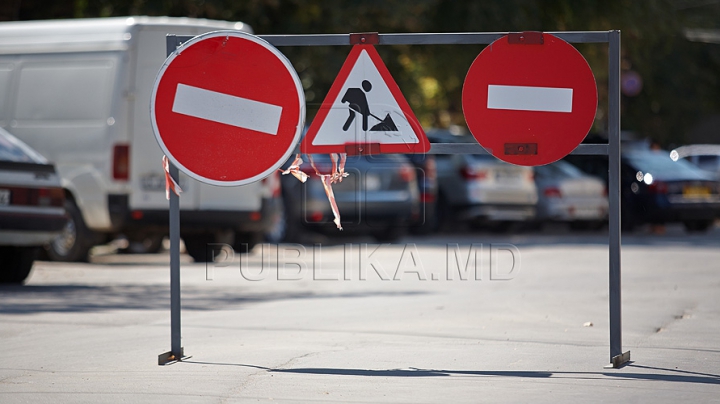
left=430, top=131, right=538, bottom=231
left=534, top=160, right=608, bottom=229
left=0, top=128, right=66, bottom=283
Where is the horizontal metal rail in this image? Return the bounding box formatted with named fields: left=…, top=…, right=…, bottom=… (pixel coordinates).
left=292, top=143, right=608, bottom=155
left=426, top=143, right=608, bottom=155
left=172, top=31, right=611, bottom=47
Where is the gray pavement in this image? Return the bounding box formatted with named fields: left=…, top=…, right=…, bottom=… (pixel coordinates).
left=1, top=226, right=719, bottom=403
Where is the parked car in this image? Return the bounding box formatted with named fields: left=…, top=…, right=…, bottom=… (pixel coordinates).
left=278, top=153, right=420, bottom=243
left=0, top=128, right=66, bottom=283
left=0, top=17, right=280, bottom=263
left=565, top=147, right=720, bottom=232
left=429, top=130, right=538, bottom=231
left=671, top=144, right=720, bottom=180
left=533, top=160, right=608, bottom=229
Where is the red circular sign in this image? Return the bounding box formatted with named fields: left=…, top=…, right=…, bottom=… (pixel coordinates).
left=151, top=31, right=305, bottom=186
left=462, top=33, right=597, bottom=166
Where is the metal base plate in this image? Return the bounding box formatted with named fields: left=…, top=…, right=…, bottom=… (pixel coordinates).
left=604, top=351, right=631, bottom=369
left=158, top=348, right=191, bottom=366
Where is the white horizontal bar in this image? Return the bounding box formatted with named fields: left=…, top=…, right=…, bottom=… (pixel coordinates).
left=172, top=83, right=282, bottom=135
left=487, top=85, right=573, bottom=113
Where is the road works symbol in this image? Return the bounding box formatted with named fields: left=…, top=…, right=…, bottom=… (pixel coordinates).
left=151, top=30, right=305, bottom=186
left=462, top=32, right=598, bottom=166
left=340, top=80, right=399, bottom=132
left=302, top=44, right=430, bottom=155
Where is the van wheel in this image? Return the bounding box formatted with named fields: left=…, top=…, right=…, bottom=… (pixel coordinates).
left=0, top=247, right=37, bottom=284
left=233, top=231, right=261, bottom=253
left=46, top=199, right=93, bottom=262
left=120, top=234, right=164, bottom=254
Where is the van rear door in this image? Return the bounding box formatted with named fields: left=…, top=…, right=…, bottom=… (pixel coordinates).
left=129, top=26, right=263, bottom=213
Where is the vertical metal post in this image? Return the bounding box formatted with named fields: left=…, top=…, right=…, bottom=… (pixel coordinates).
left=159, top=35, right=186, bottom=365
left=606, top=30, right=630, bottom=369
left=170, top=163, right=183, bottom=359
left=168, top=162, right=182, bottom=359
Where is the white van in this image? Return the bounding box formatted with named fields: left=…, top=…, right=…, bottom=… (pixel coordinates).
left=0, top=17, right=283, bottom=262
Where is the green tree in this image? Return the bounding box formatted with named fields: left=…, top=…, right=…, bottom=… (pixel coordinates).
left=4, top=0, right=719, bottom=145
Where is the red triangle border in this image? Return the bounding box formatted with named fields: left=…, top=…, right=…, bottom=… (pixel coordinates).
left=301, top=44, right=430, bottom=155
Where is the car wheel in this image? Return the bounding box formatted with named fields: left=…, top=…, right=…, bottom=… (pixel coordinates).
left=683, top=220, right=714, bottom=233
left=183, top=234, right=220, bottom=262
left=0, top=247, right=37, bottom=284
left=482, top=221, right=521, bottom=233
left=372, top=226, right=405, bottom=243
left=433, top=194, right=449, bottom=233
left=46, top=199, right=93, bottom=262
left=409, top=202, right=437, bottom=235
left=569, top=221, right=593, bottom=231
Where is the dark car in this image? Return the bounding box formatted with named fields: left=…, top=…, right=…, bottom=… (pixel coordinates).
left=565, top=147, right=720, bottom=232
left=0, top=127, right=66, bottom=283
left=277, top=153, right=420, bottom=242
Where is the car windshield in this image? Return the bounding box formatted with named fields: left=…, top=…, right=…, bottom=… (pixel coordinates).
left=694, top=155, right=720, bottom=170
left=0, top=129, right=48, bottom=164
left=625, top=150, right=707, bottom=179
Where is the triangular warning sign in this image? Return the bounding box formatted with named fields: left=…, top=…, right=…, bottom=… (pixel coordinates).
left=301, top=44, right=430, bottom=155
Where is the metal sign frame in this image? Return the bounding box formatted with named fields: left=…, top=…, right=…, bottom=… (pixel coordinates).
left=159, top=30, right=628, bottom=368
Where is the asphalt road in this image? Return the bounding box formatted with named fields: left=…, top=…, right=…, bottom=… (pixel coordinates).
left=1, top=225, right=719, bottom=403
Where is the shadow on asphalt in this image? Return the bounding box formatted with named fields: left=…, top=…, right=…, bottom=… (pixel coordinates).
left=269, top=365, right=720, bottom=385
left=183, top=361, right=720, bottom=385
left=0, top=285, right=428, bottom=314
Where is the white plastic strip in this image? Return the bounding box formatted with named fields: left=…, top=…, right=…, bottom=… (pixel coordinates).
left=487, top=85, right=573, bottom=113
left=172, top=83, right=283, bottom=135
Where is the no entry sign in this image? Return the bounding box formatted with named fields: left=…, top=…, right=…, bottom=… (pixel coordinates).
left=151, top=31, right=305, bottom=186
left=462, top=32, right=597, bottom=166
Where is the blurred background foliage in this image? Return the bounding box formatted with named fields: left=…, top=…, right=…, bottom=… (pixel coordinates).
left=2, top=0, right=720, bottom=146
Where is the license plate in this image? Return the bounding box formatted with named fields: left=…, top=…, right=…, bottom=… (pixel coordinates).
left=571, top=208, right=597, bottom=219
left=683, top=186, right=711, bottom=198
left=495, top=170, right=520, bottom=181
left=0, top=189, right=10, bottom=205
left=140, top=174, right=166, bottom=191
